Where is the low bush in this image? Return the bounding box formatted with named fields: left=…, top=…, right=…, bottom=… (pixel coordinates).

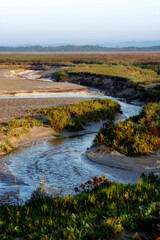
left=0, top=143, right=10, bottom=153
left=36, top=99, right=121, bottom=131
left=139, top=87, right=160, bottom=103
left=95, top=102, right=160, bottom=156
left=6, top=119, right=43, bottom=129
left=52, top=70, right=69, bottom=82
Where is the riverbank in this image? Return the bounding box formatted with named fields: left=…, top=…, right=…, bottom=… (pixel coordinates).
left=0, top=89, right=143, bottom=208
left=0, top=66, right=159, bottom=171
left=67, top=71, right=138, bottom=101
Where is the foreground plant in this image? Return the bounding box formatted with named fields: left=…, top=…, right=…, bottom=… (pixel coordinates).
left=0, top=173, right=160, bottom=239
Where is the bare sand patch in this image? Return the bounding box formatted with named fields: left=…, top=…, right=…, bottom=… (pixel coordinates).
left=87, top=146, right=160, bottom=172
left=11, top=126, right=56, bottom=149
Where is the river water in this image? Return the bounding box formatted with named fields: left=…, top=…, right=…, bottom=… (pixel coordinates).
left=0, top=88, right=146, bottom=204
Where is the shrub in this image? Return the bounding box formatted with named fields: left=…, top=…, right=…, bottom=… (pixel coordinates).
left=139, top=88, right=160, bottom=103
left=52, top=70, right=69, bottom=82
left=0, top=144, right=10, bottom=153
left=95, top=102, right=160, bottom=156
left=37, top=99, right=121, bottom=131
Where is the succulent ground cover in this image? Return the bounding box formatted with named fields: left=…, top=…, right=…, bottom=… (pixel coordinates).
left=0, top=173, right=160, bottom=239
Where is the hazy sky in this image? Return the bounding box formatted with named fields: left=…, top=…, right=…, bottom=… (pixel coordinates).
left=0, top=0, right=160, bottom=45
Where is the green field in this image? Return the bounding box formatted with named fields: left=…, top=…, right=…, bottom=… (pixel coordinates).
left=68, top=63, right=160, bottom=85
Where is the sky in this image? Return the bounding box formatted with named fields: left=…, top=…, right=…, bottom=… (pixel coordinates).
left=0, top=0, right=160, bottom=46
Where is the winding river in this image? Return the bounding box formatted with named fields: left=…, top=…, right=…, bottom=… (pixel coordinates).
left=0, top=71, right=159, bottom=204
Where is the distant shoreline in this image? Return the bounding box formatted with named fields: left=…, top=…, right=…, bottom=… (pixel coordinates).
left=0, top=51, right=160, bottom=54
left=0, top=44, right=160, bottom=53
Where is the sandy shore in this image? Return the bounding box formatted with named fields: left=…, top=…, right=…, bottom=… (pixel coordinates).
left=10, top=126, right=56, bottom=148
left=87, top=146, right=160, bottom=173
left=0, top=126, right=57, bottom=157
left=0, top=69, right=87, bottom=96
left=0, top=68, right=90, bottom=122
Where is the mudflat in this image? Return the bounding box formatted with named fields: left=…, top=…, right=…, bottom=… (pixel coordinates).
left=0, top=69, right=87, bottom=95
left=0, top=69, right=89, bottom=121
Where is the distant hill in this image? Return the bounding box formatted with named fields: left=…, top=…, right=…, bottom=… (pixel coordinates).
left=100, top=40, right=160, bottom=48
left=0, top=45, right=160, bottom=52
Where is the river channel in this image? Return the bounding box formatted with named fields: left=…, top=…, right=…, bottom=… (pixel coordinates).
left=0, top=86, right=147, bottom=204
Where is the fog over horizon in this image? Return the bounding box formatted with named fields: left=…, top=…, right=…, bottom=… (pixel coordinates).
left=0, top=0, right=160, bottom=46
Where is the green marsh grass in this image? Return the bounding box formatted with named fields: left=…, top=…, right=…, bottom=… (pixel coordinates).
left=68, top=63, right=160, bottom=85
